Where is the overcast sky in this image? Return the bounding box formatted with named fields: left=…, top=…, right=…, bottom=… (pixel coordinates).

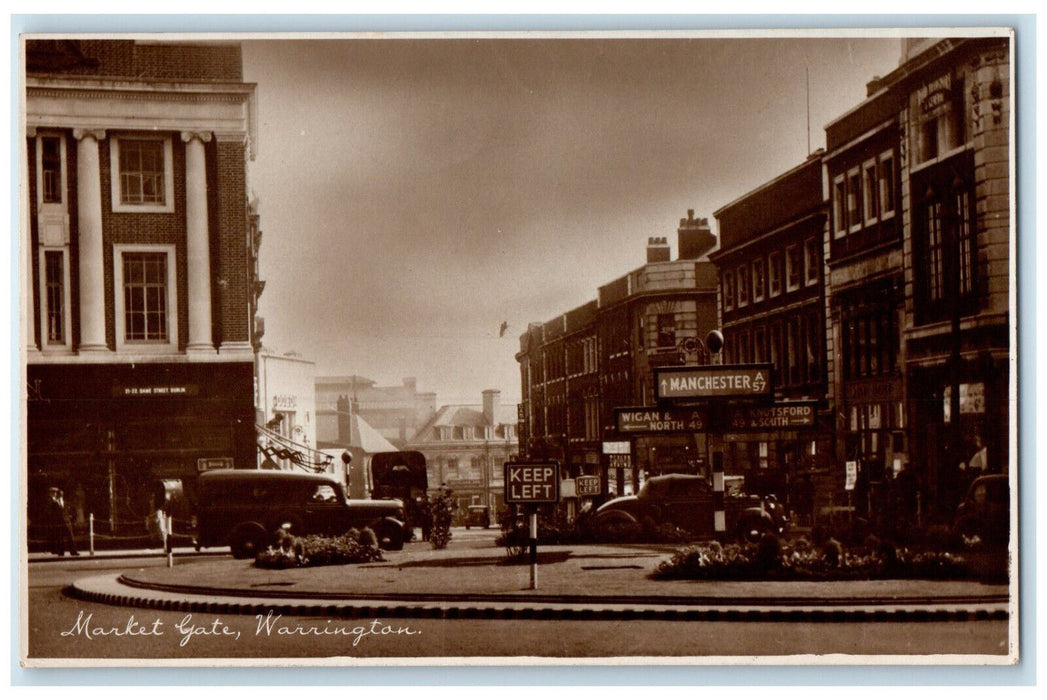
left=241, top=33, right=904, bottom=405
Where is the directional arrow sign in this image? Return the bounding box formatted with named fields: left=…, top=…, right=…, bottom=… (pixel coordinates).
left=615, top=407, right=709, bottom=433
left=654, top=364, right=774, bottom=400
left=726, top=401, right=818, bottom=430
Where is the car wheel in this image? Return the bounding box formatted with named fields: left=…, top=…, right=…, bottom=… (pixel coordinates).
left=230, top=523, right=267, bottom=559
left=377, top=522, right=404, bottom=551
left=737, top=517, right=769, bottom=544
left=593, top=510, right=638, bottom=540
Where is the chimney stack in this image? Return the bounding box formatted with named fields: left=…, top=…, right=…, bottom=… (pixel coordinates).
left=482, top=389, right=500, bottom=427
left=646, top=236, right=671, bottom=263
left=677, top=209, right=716, bottom=260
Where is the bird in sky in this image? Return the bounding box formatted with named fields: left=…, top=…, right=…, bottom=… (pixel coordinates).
left=499, top=321, right=509, bottom=338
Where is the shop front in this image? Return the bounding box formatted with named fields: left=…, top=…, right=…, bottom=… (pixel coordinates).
left=26, top=362, right=255, bottom=546
left=840, top=375, right=907, bottom=529
left=907, top=351, right=1009, bottom=521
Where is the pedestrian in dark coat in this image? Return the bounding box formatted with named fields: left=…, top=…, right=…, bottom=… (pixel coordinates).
left=47, top=487, right=78, bottom=556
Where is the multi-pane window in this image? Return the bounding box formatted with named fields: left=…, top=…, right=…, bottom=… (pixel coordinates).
left=846, top=168, right=861, bottom=232
left=924, top=199, right=946, bottom=303
left=805, top=312, right=822, bottom=383
left=786, top=317, right=802, bottom=385
left=862, top=159, right=879, bottom=224
left=879, top=151, right=896, bottom=217
left=752, top=258, right=766, bottom=302
left=737, top=265, right=750, bottom=307
left=832, top=176, right=847, bottom=238
left=736, top=331, right=750, bottom=364
left=957, top=188, right=974, bottom=296
left=914, top=170, right=977, bottom=325
left=656, top=314, right=676, bottom=349
left=804, top=238, right=820, bottom=286
left=41, top=136, right=63, bottom=203
left=723, top=272, right=736, bottom=311
left=769, top=323, right=783, bottom=388
left=841, top=305, right=899, bottom=381
left=43, top=250, right=65, bottom=344
left=122, top=252, right=168, bottom=341
left=753, top=326, right=767, bottom=363
left=786, top=245, right=803, bottom=292
left=118, top=139, right=165, bottom=205
left=768, top=252, right=783, bottom=297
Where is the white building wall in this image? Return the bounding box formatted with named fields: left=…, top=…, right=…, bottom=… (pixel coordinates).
left=257, top=352, right=318, bottom=453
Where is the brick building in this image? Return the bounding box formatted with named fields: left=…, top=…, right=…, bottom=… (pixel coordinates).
left=710, top=153, right=833, bottom=521
left=889, top=37, right=1011, bottom=518
left=22, top=39, right=258, bottom=541
left=517, top=213, right=719, bottom=496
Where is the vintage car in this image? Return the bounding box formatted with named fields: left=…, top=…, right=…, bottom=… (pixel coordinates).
left=953, top=473, right=1010, bottom=546
left=195, top=470, right=409, bottom=558
left=591, top=473, right=788, bottom=542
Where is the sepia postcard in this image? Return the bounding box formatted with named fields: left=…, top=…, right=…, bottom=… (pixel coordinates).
left=17, top=25, right=1021, bottom=674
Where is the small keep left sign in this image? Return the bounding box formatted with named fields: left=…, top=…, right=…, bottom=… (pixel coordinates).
left=504, top=461, right=560, bottom=504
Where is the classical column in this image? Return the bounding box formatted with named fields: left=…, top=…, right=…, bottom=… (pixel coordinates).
left=73, top=128, right=109, bottom=355
left=182, top=131, right=216, bottom=356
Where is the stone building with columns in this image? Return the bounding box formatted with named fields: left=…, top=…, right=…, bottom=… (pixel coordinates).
left=22, top=39, right=258, bottom=541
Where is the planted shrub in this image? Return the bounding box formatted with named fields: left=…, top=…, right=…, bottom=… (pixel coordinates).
left=429, top=491, right=455, bottom=550
left=254, top=529, right=384, bottom=569
left=653, top=535, right=974, bottom=581
left=755, top=532, right=782, bottom=573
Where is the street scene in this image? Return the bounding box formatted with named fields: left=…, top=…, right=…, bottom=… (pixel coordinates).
left=19, top=29, right=1016, bottom=668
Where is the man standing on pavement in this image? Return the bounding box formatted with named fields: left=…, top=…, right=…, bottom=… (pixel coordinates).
left=47, top=487, right=78, bottom=556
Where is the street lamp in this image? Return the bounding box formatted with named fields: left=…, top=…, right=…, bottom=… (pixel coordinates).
left=677, top=329, right=724, bottom=365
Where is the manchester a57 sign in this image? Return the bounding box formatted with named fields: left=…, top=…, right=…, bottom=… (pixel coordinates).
left=654, top=364, right=773, bottom=400
left=504, top=461, right=560, bottom=504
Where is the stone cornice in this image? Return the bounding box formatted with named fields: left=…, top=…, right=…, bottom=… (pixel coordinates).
left=26, top=77, right=256, bottom=158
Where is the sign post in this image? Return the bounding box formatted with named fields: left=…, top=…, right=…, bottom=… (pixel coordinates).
left=504, top=461, right=560, bottom=590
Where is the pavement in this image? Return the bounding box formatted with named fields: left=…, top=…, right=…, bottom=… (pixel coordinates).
left=36, top=531, right=1013, bottom=622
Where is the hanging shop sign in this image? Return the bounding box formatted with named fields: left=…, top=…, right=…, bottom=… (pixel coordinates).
left=654, top=364, right=772, bottom=400
left=602, top=441, right=631, bottom=455
left=615, top=407, right=709, bottom=433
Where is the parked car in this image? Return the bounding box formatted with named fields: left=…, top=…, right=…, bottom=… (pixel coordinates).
left=953, top=473, right=1010, bottom=546
left=591, top=473, right=788, bottom=542
left=465, top=505, right=491, bottom=529
left=195, top=470, right=409, bottom=558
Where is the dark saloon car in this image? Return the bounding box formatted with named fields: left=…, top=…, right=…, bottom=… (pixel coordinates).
left=195, top=470, right=409, bottom=558
left=592, top=473, right=788, bottom=542
left=953, top=473, right=1010, bottom=547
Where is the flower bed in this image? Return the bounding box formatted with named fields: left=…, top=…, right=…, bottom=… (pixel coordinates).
left=254, top=528, right=385, bottom=569
left=653, top=535, right=973, bottom=581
